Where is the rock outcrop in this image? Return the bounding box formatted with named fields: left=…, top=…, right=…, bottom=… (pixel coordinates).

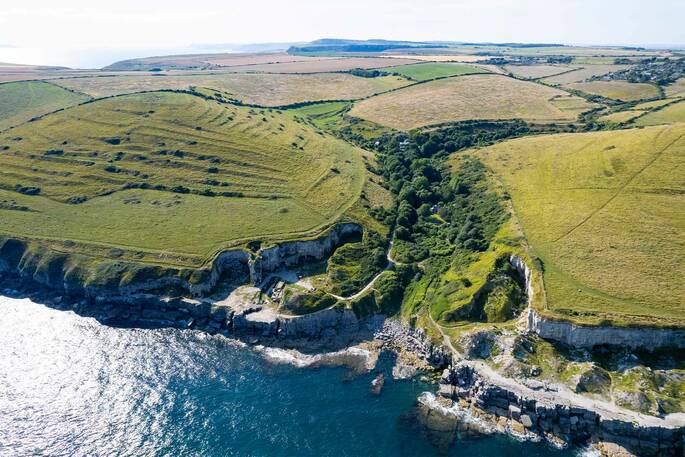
left=508, top=255, right=685, bottom=350
left=527, top=308, right=685, bottom=350
left=439, top=362, right=685, bottom=457
left=0, top=223, right=362, bottom=300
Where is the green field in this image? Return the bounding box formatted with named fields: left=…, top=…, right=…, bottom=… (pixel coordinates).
left=379, top=62, right=486, bottom=81
left=476, top=125, right=685, bottom=327
left=0, top=81, right=90, bottom=131
left=504, top=64, right=578, bottom=80
left=0, top=91, right=366, bottom=265
left=598, top=110, right=644, bottom=124
left=567, top=81, right=660, bottom=101
left=634, top=100, right=685, bottom=126
left=349, top=74, right=593, bottom=130
left=665, top=78, right=685, bottom=98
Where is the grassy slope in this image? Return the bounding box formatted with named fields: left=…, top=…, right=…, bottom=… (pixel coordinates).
left=567, top=81, right=660, bottom=102
left=349, top=75, right=590, bottom=130
left=504, top=64, right=579, bottom=80
left=635, top=100, right=685, bottom=126
left=0, top=81, right=89, bottom=131
left=53, top=73, right=411, bottom=106
left=379, top=63, right=486, bottom=81
left=665, top=78, right=685, bottom=98
left=540, top=65, right=632, bottom=85
left=0, top=91, right=366, bottom=265
left=598, top=110, right=645, bottom=124
left=476, top=125, right=685, bottom=327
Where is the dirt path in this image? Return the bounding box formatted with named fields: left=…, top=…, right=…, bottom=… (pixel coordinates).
left=427, top=305, right=685, bottom=428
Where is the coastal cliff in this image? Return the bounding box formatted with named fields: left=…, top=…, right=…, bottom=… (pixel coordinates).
left=509, top=255, right=685, bottom=350
left=0, top=223, right=362, bottom=300
left=527, top=308, right=685, bottom=349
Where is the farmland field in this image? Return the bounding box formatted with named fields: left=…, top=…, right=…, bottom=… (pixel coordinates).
left=665, top=78, right=685, bottom=98
left=566, top=80, right=660, bottom=101
left=598, top=110, right=645, bottom=124
left=349, top=74, right=591, bottom=130
left=540, top=64, right=631, bottom=85
left=634, top=100, right=685, bottom=126
left=104, top=53, right=333, bottom=71
left=476, top=125, right=685, bottom=326
left=381, top=54, right=490, bottom=62
left=53, top=73, right=411, bottom=106
left=379, top=62, right=486, bottom=81
left=0, top=91, right=366, bottom=263
left=224, top=57, right=420, bottom=74
left=504, top=64, right=578, bottom=79
left=0, top=81, right=90, bottom=131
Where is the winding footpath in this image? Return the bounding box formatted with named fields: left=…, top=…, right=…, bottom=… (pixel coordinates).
left=329, top=242, right=401, bottom=301
left=427, top=305, right=685, bottom=429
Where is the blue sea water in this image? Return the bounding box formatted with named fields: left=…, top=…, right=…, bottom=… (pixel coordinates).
left=0, top=297, right=584, bottom=457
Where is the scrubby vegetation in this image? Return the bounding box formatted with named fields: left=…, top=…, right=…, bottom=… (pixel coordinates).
left=357, top=121, right=552, bottom=322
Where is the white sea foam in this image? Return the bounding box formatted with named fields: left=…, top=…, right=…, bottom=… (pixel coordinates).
left=575, top=445, right=601, bottom=457
left=255, top=346, right=376, bottom=371
left=417, top=392, right=497, bottom=434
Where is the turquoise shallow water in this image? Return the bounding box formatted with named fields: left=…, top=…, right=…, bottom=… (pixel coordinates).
left=0, top=296, right=583, bottom=457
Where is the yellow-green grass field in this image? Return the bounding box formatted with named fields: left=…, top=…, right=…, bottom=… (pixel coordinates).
left=224, top=57, right=420, bottom=74
left=349, top=74, right=592, bottom=130
left=0, top=91, right=366, bottom=265
left=0, top=81, right=90, bottom=131
left=665, top=78, right=685, bottom=98
left=53, top=73, right=411, bottom=106
left=548, top=94, right=599, bottom=116
left=540, top=65, right=632, bottom=85
left=379, top=62, right=486, bottom=81
left=635, top=100, right=685, bottom=126
left=598, top=110, right=645, bottom=124
left=504, top=64, right=579, bottom=80
left=476, top=125, right=685, bottom=327
left=632, top=99, right=675, bottom=110
left=567, top=81, right=660, bottom=101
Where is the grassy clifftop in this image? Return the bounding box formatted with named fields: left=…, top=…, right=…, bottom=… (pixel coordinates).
left=0, top=91, right=368, bottom=269
left=475, top=124, right=685, bottom=327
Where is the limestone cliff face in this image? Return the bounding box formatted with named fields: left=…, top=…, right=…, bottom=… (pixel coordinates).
left=0, top=223, right=362, bottom=299
left=527, top=308, right=685, bottom=349
left=509, top=255, right=685, bottom=349
left=248, top=223, right=362, bottom=285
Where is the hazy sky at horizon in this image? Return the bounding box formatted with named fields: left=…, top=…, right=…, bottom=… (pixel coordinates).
left=1, top=0, right=684, bottom=68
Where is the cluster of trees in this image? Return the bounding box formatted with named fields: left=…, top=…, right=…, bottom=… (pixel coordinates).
left=364, top=121, right=534, bottom=302
left=348, top=68, right=389, bottom=78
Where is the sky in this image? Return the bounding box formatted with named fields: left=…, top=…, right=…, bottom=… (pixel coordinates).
left=1, top=0, right=684, bottom=68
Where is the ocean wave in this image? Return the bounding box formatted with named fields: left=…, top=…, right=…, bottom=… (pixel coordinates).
left=255, top=346, right=377, bottom=372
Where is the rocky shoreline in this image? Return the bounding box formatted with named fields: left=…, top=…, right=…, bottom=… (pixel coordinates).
left=436, top=362, right=685, bottom=456
left=2, top=253, right=684, bottom=456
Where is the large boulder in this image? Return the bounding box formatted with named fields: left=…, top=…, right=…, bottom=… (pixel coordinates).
left=569, top=364, right=612, bottom=395
left=613, top=390, right=657, bottom=415
left=460, top=330, right=496, bottom=359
